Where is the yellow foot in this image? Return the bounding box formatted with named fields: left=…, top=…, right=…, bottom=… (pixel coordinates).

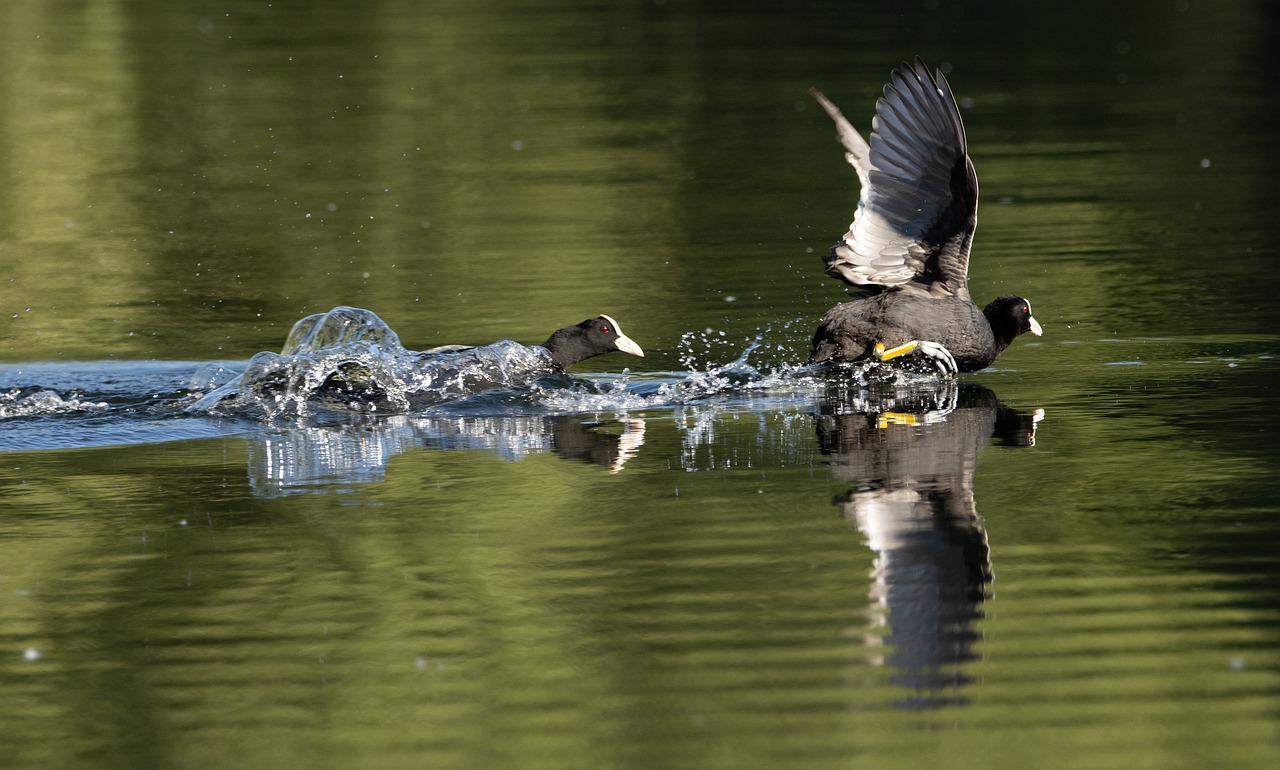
left=872, top=340, right=958, bottom=375
left=874, top=341, right=920, bottom=362
left=877, top=412, right=918, bottom=429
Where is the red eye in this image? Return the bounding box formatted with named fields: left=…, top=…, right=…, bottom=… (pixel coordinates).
left=600, top=326, right=611, bottom=333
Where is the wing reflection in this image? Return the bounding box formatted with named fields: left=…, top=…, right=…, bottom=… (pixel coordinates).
left=246, top=415, right=645, bottom=496
left=816, top=382, right=1041, bottom=709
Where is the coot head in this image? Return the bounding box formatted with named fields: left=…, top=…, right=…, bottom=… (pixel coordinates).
left=983, top=295, right=1043, bottom=349
left=543, top=314, right=644, bottom=371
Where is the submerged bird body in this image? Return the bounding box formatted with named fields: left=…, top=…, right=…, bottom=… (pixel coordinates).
left=315, top=311, right=645, bottom=405
left=808, top=59, right=1040, bottom=373
left=287, top=307, right=643, bottom=373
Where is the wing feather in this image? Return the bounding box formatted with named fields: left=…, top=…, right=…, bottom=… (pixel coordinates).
left=812, top=58, right=978, bottom=299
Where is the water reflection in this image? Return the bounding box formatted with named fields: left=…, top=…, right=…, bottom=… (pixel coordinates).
left=247, top=414, right=645, bottom=496
left=815, top=382, right=1041, bottom=709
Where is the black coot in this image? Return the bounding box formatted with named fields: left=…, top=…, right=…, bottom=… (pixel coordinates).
left=307, top=310, right=644, bottom=372
left=295, top=309, right=643, bottom=409
left=324, top=313, right=646, bottom=399
left=808, top=58, right=1041, bottom=373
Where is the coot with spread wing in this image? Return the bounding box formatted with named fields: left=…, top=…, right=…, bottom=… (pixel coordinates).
left=808, top=58, right=1041, bottom=374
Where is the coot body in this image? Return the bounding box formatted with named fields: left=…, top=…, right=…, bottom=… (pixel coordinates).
left=812, top=292, right=992, bottom=372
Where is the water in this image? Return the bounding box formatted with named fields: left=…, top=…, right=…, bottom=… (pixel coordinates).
left=2, top=1, right=1280, bottom=768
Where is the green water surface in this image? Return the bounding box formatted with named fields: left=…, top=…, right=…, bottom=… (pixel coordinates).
left=1, top=2, right=1278, bottom=769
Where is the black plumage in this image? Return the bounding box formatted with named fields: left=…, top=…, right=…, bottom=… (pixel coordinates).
left=541, top=315, right=644, bottom=371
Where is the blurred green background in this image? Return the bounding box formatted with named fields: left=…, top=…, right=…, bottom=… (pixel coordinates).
left=2, top=0, right=1276, bottom=367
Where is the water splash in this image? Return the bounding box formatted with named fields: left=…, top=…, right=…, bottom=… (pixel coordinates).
left=183, top=306, right=954, bottom=423
left=0, top=388, right=107, bottom=418
left=190, top=307, right=559, bottom=419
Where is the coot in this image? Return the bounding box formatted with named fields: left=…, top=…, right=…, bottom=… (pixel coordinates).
left=313, top=311, right=646, bottom=406
left=808, top=58, right=1041, bottom=373
left=283, top=307, right=644, bottom=371
left=196, top=308, right=645, bottom=415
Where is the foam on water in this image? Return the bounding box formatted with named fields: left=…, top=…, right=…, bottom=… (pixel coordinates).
left=191, top=307, right=563, bottom=419
left=0, top=388, right=108, bottom=418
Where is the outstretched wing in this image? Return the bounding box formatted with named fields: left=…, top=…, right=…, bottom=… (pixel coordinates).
left=812, top=58, right=978, bottom=299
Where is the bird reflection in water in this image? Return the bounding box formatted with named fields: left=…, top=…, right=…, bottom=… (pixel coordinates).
left=815, top=380, right=1041, bottom=709
left=245, top=415, right=646, bottom=496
